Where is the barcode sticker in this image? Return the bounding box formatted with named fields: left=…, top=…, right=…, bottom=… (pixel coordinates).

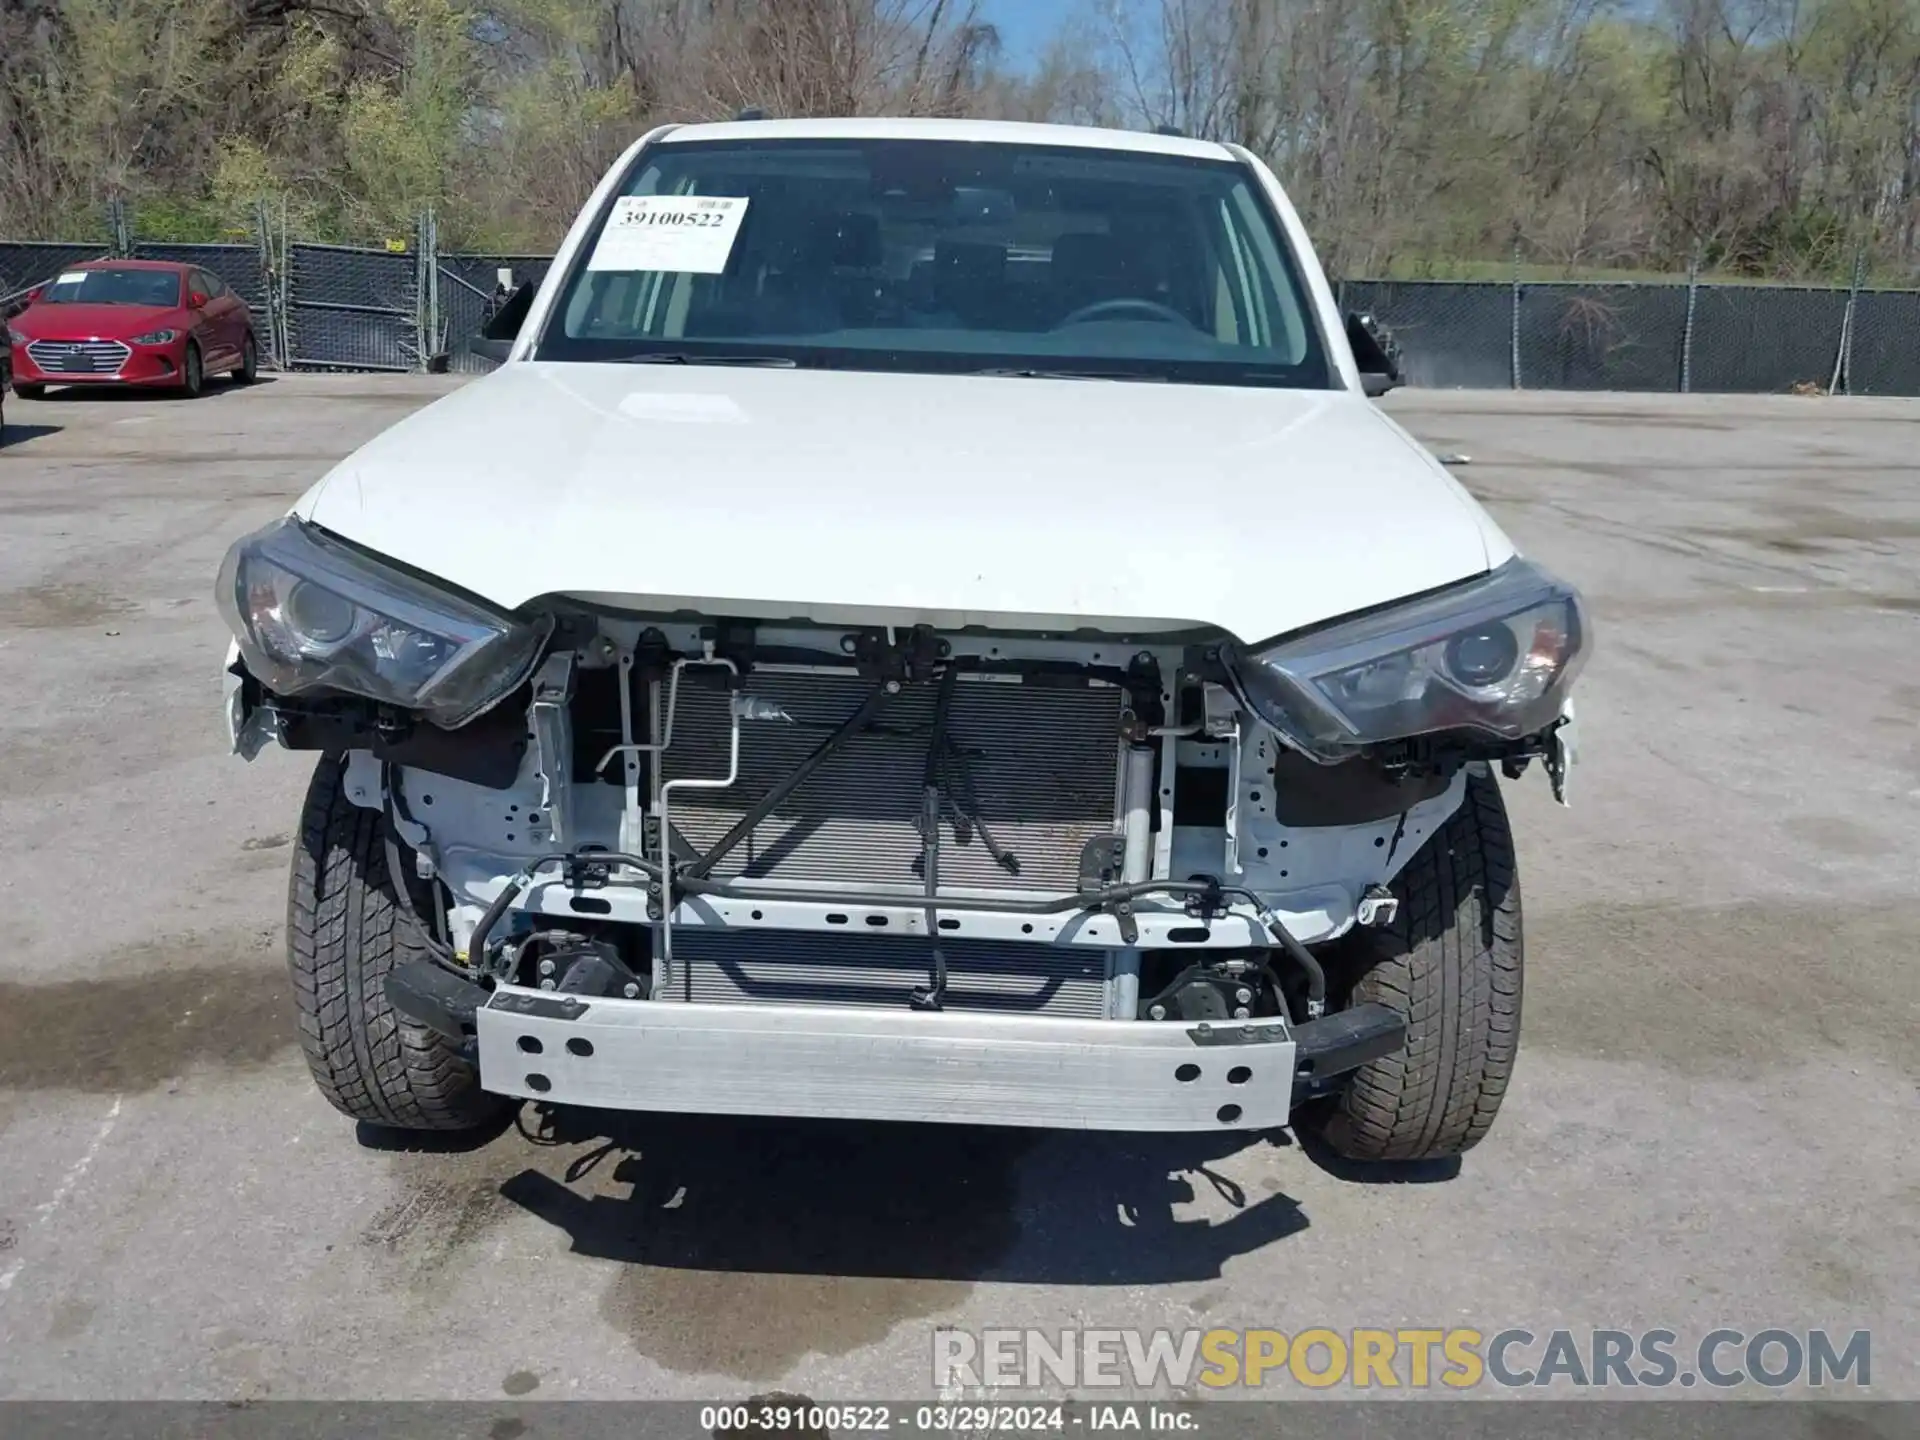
left=585, top=195, right=750, bottom=275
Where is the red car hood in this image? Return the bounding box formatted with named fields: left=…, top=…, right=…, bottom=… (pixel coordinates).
left=14, top=303, right=181, bottom=339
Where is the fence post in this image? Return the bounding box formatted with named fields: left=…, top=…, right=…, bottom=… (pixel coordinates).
left=1508, top=232, right=1523, bottom=389
left=414, top=208, right=440, bottom=371
left=1680, top=241, right=1701, bottom=394
left=106, top=195, right=132, bottom=256
left=251, top=197, right=290, bottom=368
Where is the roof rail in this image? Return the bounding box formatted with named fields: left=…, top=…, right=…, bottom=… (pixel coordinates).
left=1153, top=123, right=1185, bottom=137
left=735, top=106, right=768, bottom=121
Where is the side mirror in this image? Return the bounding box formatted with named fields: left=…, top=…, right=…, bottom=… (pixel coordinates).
left=189, top=291, right=210, bottom=308
left=1346, top=311, right=1403, bottom=397
left=466, top=281, right=534, bottom=363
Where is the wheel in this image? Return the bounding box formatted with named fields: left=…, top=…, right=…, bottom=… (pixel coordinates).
left=288, top=754, right=503, bottom=1132
left=14, top=381, right=45, bottom=400
left=231, top=333, right=258, bottom=384
left=1315, top=768, right=1522, bottom=1162
left=179, top=342, right=203, bottom=398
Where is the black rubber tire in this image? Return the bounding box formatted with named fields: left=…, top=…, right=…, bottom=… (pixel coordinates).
left=232, top=333, right=258, bottom=383
left=179, top=342, right=203, bottom=398
left=14, top=381, right=46, bottom=400
left=288, top=755, right=503, bottom=1132
left=1316, top=769, right=1522, bottom=1162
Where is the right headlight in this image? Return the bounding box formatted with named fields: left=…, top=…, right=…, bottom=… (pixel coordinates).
left=1228, top=557, right=1589, bottom=762
left=216, top=517, right=551, bottom=727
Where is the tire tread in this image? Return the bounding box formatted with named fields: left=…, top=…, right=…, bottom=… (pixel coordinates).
left=1321, top=770, right=1522, bottom=1161
left=287, top=755, right=498, bottom=1131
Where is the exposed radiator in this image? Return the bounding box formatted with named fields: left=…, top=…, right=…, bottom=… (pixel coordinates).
left=660, top=669, right=1126, bottom=895
left=672, top=930, right=1112, bottom=1017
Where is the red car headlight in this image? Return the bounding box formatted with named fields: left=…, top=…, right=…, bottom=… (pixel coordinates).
left=131, top=328, right=179, bottom=345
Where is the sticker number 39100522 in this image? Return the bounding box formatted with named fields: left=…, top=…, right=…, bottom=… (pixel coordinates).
left=585, top=195, right=751, bottom=275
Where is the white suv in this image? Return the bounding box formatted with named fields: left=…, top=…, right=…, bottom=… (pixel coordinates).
left=218, top=117, right=1586, bottom=1161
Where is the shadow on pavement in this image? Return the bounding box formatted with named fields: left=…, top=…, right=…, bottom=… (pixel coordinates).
left=496, top=1105, right=1311, bottom=1287
left=0, top=422, right=61, bottom=447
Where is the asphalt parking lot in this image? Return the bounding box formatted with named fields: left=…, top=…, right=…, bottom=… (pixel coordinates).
left=0, top=374, right=1915, bottom=1402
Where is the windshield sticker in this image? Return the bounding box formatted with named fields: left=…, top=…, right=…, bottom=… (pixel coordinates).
left=586, top=195, right=749, bottom=275
left=55, top=271, right=88, bottom=284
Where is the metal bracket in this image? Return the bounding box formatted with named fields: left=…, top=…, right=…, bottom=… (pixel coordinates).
left=1185, top=1021, right=1289, bottom=1047
left=1356, top=884, right=1400, bottom=928
left=488, top=989, right=590, bottom=1021
left=1078, top=835, right=1126, bottom=891
left=1546, top=706, right=1577, bottom=807
left=529, top=652, right=576, bottom=847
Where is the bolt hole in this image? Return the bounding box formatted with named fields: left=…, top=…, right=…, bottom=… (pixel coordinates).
left=1175, top=1063, right=1201, bottom=1083
left=569, top=896, right=611, bottom=915
left=1279, top=870, right=1288, bottom=878
left=865, top=914, right=888, bottom=928
left=1279, top=839, right=1288, bottom=848
left=1021, top=923, right=1034, bottom=934
left=510, top=804, right=519, bottom=813
left=1216, top=1103, right=1242, bottom=1123
left=938, top=918, right=960, bottom=931
left=1228, top=1066, right=1252, bottom=1085
left=750, top=909, right=763, bottom=921
left=826, top=913, right=848, bottom=925
left=528, top=813, right=541, bottom=824
left=506, top=833, right=515, bottom=842
left=422, top=795, right=433, bottom=806
left=566, top=1038, right=594, bottom=1058
left=1250, top=791, right=1261, bottom=802
left=525, top=1073, right=552, bottom=1093
left=517, top=1035, right=543, bottom=1054
left=1374, top=836, right=1386, bottom=848
left=1257, top=847, right=1268, bottom=858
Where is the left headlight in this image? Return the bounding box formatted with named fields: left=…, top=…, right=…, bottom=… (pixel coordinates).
left=6, top=327, right=28, bottom=345
left=1228, top=557, right=1589, bottom=762
left=216, top=518, right=552, bottom=727
left=131, top=328, right=178, bottom=345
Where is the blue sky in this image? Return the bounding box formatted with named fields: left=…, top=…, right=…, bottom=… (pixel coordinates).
left=975, top=0, right=1076, bottom=65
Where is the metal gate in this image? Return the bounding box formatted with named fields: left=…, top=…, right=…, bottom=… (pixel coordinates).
left=286, top=242, right=419, bottom=371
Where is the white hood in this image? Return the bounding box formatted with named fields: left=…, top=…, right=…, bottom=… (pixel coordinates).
left=299, top=364, right=1511, bottom=642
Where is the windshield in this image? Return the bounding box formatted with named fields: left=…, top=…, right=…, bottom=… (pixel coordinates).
left=39, top=268, right=182, bottom=307
left=537, top=138, right=1331, bottom=388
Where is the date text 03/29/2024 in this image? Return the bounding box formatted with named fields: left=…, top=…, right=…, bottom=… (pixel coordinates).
left=704, top=1405, right=1196, bottom=1434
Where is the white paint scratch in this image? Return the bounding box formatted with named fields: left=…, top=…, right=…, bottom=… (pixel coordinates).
left=35, top=1096, right=122, bottom=1222
left=2, top=1095, right=123, bottom=1299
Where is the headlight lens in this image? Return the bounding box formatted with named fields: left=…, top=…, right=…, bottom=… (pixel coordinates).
left=6, top=327, right=27, bottom=345
left=131, top=328, right=178, bottom=344
left=215, top=518, right=551, bottom=727
left=1229, top=557, right=1588, bottom=761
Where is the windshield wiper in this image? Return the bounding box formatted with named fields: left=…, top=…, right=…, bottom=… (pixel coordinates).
left=971, top=367, right=1169, bottom=382
left=615, top=352, right=799, bottom=368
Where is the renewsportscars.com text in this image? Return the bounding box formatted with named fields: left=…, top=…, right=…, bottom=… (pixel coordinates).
left=933, top=1327, right=1872, bottom=1391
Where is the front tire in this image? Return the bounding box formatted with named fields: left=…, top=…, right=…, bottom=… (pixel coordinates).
left=288, top=755, right=502, bottom=1133
left=231, top=333, right=258, bottom=384
left=179, top=342, right=203, bottom=398
left=1315, top=769, right=1522, bottom=1162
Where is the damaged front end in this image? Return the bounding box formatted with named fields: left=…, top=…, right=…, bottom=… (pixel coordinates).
left=219, top=517, right=1585, bottom=1132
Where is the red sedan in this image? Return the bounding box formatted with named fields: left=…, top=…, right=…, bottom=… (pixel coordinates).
left=7, top=259, right=257, bottom=398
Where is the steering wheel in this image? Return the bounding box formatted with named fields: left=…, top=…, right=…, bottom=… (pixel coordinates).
left=1054, top=297, right=1193, bottom=329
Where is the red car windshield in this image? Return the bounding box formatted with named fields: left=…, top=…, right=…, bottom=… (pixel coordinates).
left=39, top=268, right=182, bottom=307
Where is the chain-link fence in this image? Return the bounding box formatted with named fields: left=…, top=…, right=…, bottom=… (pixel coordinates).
left=6, top=212, right=1918, bottom=393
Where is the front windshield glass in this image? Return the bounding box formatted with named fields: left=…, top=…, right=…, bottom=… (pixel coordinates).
left=39, top=268, right=182, bottom=307
left=537, top=138, right=1331, bottom=388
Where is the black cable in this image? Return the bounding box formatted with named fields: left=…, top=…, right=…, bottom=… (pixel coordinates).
left=377, top=765, right=462, bottom=975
